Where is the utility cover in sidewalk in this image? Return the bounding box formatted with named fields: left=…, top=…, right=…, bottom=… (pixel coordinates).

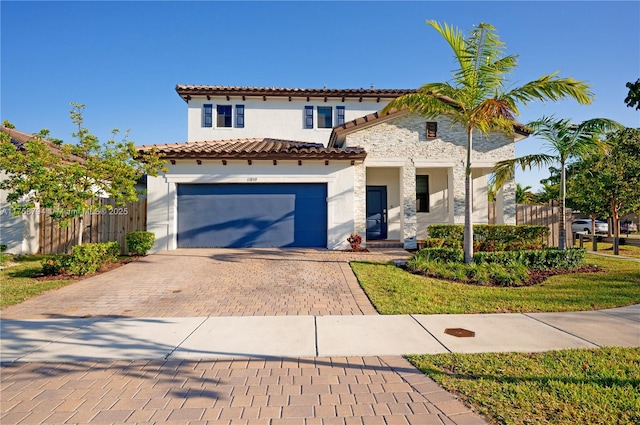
left=444, top=328, right=475, bottom=337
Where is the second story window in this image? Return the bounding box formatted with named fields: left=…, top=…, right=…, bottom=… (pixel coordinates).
left=426, top=121, right=438, bottom=138
left=336, top=106, right=345, bottom=125
left=203, top=104, right=213, bottom=128
left=217, top=105, right=232, bottom=127
left=317, top=106, right=333, bottom=128
left=304, top=106, right=314, bottom=129
left=236, top=105, right=244, bottom=128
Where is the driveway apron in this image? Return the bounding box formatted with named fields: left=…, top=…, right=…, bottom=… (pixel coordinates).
left=0, top=248, right=407, bottom=319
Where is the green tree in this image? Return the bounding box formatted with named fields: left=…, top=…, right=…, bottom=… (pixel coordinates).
left=515, top=183, right=536, bottom=204
left=494, top=116, right=620, bottom=249
left=625, top=78, right=640, bottom=110
left=575, top=128, right=640, bottom=237
left=0, top=103, right=166, bottom=246
left=383, top=21, right=593, bottom=263
left=566, top=155, right=610, bottom=235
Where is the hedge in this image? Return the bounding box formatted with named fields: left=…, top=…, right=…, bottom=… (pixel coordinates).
left=413, top=247, right=586, bottom=270
left=427, top=224, right=549, bottom=248
left=126, top=231, right=155, bottom=256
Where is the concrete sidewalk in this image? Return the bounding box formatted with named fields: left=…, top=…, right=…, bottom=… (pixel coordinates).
left=2, top=305, right=638, bottom=362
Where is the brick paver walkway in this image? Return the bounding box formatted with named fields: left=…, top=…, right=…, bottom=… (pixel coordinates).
left=1, top=249, right=409, bottom=320
left=1, top=356, right=486, bottom=425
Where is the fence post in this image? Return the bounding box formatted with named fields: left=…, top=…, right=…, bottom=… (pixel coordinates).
left=579, top=233, right=583, bottom=248
left=613, top=237, right=619, bottom=255
left=592, top=234, right=597, bottom=252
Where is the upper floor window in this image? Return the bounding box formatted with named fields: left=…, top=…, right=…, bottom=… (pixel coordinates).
left=202, top=104, right=213, bottom=128
left=304, top=106, right=314, bottom=129
left=235, top=105, right=244, bottom=128
left=317, top=106, right=333, bottom=128
left=217, top=105, right=232, bottom=127
left=336, top=106, right=345, bottom=125
left=426, top=121, right=438, bottom=138
left=416, top=175, right=429, bottom=212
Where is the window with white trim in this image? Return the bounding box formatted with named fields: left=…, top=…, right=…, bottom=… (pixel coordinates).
left=217, top=105, right=232, bottom=127
left=317, top=106, right=333, bottom=128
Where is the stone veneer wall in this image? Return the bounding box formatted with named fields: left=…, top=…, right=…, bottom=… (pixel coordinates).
left=345, top=114, right=517, bottom=249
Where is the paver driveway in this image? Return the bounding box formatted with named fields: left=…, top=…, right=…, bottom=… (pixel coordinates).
left=1, top=249, right=409, bottom=320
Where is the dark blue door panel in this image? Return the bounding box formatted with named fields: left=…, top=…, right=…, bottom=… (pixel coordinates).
left=177, top=184, right=327, bottom=248
left=366, top=186, right=387, bottom=240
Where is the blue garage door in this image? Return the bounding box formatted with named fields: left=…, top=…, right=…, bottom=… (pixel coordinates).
left=177, top=184, right=327, bottom=248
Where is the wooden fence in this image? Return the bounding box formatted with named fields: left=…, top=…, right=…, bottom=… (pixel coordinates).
left=489, top=202, right=573, bottom=247
left=38, top=198, right=147, bottom=255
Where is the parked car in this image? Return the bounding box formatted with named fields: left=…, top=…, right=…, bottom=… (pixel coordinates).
left=621, top=221, right=638, bottom=233
left=571, top=219, right=609, bottom=234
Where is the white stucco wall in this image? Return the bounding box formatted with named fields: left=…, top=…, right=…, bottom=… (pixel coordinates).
left=345, top=114, right=518, bottom=248
left=0, top=173, right=40, bottom=255
left=187, top=97, right=393, bottom=146
left=147, top=160, right=357, bottom=252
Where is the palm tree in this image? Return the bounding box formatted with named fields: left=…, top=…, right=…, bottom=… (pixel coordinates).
left=515, top=183, right=536, bottom=204
left=494, top=116, right=621, bottom=249
left=382, top=21, right=593, bottom=263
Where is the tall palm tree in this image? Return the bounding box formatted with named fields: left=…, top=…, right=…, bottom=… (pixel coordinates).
left=493, top=116, right=621, bottom=249
left=382, top=21, right=593, bottom=263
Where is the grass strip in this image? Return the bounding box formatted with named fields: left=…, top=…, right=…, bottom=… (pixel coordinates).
left=407, top=347, right=640, bottom=425
left=351, top=254, right=640, bottom=314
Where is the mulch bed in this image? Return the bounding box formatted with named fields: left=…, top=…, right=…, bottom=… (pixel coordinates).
left=525, top=265, right=602, bottom=286
left=32, top=257, right=139, bottom=282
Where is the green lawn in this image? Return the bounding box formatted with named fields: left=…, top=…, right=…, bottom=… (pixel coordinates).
left=0, top=256, right=74, bottom=308
left=407, top=347, right=640, bottom=425
left=581, top=242, right=640, bottom=259
left=351, top=254, right=640, bottom=314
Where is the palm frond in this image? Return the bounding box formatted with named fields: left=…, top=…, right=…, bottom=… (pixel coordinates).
left=492, top=154, right=556, bottom=188
left=506, top=73, right=594, bottom=106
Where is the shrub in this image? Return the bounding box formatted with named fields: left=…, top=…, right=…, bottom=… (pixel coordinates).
left=126, top=231, right=155, bottom=256
left=408, top=258, right=530, bottom=287
left=473, top=247, right=586, bottom=270
left=347, top=232, right=362, bottom=251
left=0, top=244, right=7, bottom=252
left=41, top=255, right=73, bottom=276
left=414, top=247, right=464, bottom=263
left=69, top=241, right=120, bottom=276
left=427, top=224, right=549, bottom=251
left=421, top=238, right=445, bottom=249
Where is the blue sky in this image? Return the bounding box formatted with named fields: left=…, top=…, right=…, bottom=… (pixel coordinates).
left=2, top=1, right=638, bottom=191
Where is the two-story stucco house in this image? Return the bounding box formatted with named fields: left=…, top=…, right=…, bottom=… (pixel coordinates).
left=140, top=85, right=526, bottom=252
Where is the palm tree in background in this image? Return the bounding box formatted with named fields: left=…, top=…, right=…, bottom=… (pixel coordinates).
left=383, top=20, right=593, bottom=263
left=515, top=183, right=537, bottom=204
left=494, top=116, right=621, bottom=249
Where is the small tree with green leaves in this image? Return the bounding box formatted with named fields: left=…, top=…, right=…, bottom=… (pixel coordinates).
left=0, top=103, right=166, bottom=247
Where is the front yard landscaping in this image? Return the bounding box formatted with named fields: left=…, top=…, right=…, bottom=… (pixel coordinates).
left=352, top=254, right=640, bottom=314
left=407, top=347, right=640, bottom=425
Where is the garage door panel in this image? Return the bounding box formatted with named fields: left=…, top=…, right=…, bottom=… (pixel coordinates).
left=177, top=184, right=327, bottom=248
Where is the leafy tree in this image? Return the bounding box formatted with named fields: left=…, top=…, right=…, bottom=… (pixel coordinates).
left=494, top=116, right=621, bottom=249
left=0, top=103, right=166, bottom=246
left=566, top=155, right=610, bottom=234
left=382, top=21, right=593, bottom=263
left=580, top=128, right=640, bottom=237
left=625, top=79, right=640, bottom=110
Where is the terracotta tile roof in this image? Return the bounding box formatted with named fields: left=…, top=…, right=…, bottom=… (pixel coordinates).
left=175, top=85, right=414, bottom=101
left=138, top=138, right=367, bottom=161
left=0, top=126, right=85, bottom=163
left=329, top=108, right=531, bottom=146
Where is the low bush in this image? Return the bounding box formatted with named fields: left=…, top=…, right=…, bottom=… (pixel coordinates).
left=126, top=231, right=155, bottom=256
left=421, top=238, right=445, bottom=249
left=69, top=242, right=120, bottom=275
left=413, top=247, right=464, bottom=263
left=41, top=255, right=73, bottom=276
left=408, top=258, right=531, bottom=287
left=41, top=241, right=121, bottom=276
left=427, top=224, right=549, bottom=249
left=474, top=247, right=586, bottom=270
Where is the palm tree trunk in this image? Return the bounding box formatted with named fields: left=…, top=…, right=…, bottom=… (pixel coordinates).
left=559, top=160, right=566, bottom=250
left=464, top=126, right=474, bottom=264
